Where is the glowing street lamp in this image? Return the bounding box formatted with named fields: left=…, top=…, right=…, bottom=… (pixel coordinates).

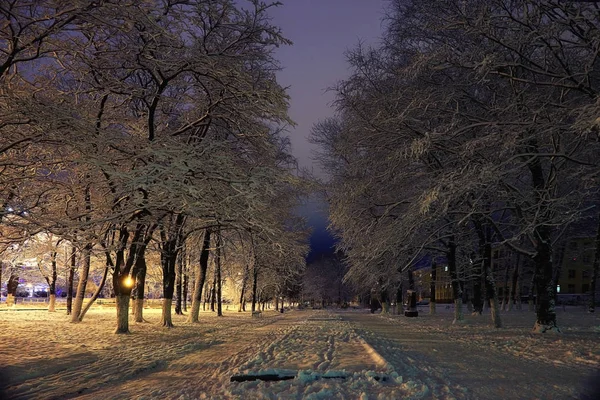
left=123, top=276, right=134, bottom=289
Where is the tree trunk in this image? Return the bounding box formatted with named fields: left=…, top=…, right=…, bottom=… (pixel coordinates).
left=66, top=246, right=76, bottom=315
left=7, top=273, right=18, bottom=306
left=472, top=253, right=483, bottom=315
left=115, top=294, right=131, bottom=334
left=395, top=282, right=403, bottom=315
left=448, top=236, right=463, bottom=323
left=160, top=249, right=177, bottom=328
left=251, top=263, right=258, bottom=313
left=380, top=289, right=389, bottom=314
left=430, top=262, right=436, bottom=315
left=78, top=265, right=110, bottom=321
left=175, top=244, right=183, bottom=315
left=501, top=262, right=510, bottom=311
left=532, top=225, right=559, bottom=333
left=210, top=272, right=217, bottom=312
left=71, top=243, right=91, bottom=323
left=216, top=231, right=223, bottom=317
left=528, top=268, right=536, bottom=312
left=508, top=252, right=521, bottom=311
left=188, top=229, right=211, bottom=323
left=484, top=243, right=502, bottom=328
left=133, top=253, right=148, bottom=323
left=238, top=266, right=248, bottom=312
left=183, top=262, right=189, bottom=313
left=588, top=217, right=600, bottom=313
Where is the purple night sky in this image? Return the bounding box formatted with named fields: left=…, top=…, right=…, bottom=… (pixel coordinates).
left=267, top=1, right=386, bottom=259
left=269, top=0, right=385, bottom=174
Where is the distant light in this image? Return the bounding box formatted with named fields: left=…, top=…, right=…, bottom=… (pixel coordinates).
left=123, top=276, right=134, bottom=288
left=444, top=266, right=448, bottom=272
left=556, top=285, right=561, bottom=293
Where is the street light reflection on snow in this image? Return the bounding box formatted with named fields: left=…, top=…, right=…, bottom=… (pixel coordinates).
left=123, top=276, right=134, bottom=288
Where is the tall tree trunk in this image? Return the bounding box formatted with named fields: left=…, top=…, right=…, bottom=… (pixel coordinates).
left=159, top=215, right=185, bottom=328
left=210, top=270, right=217, bottom=312
left=78, top=265, right=109, bottom=321
left=160, top=244, right=178, bottom=328
left=6, top=273, right=19, bottom=306
left=71, top=243, right=91, bottom=323
left=47, top=248, right=58, bottom=312
left=188, top=230, right=211, bottom=323
left=238, top=265, right=248, bottom=312
left=528, top=270, right=536, bottom=312
left=183, top=256, right=189, bottom=313
left=501, top=262, right=510, bottom=311
left=508, top=252, right=521, bottom=312
left=133, top=253, right=147, bottom=323
left=474, top=218, right=502, bottom=328
left=526, top=141, right=559, bottom=333
left=216, top=231, right=223, bottom=317
left=532, top=225, right=559, bottom=333
left=175, top=244, right=184, bottom=315
left=472, top=252, right=483, bottom=315
left=483, top=242, right=502, bottom=328
left=66, top=246, right=76, bottom=315
left=448, top=236, right=463, bottom=323
left=395, top=282, right=403, bottom=315
left=251, top=263, right=258, bottom=313
left=430, top=262, right=436, bottom=315
left=115, top=294, right=131, bottom=334
left=588, top=217, right=600, bottom=313
left=380, top=289, right=389, bottom=314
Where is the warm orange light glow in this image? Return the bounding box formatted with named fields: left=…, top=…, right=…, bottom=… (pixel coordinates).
left=123, top=276, right=134, bottom=288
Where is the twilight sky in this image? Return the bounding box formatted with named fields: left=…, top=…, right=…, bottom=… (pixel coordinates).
left=268, top=0, right=386, bottom=174
left=267, top=1, right=387, bottom=259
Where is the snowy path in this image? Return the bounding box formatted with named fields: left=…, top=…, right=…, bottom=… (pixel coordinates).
left=1, top=307, right=598, bottom=399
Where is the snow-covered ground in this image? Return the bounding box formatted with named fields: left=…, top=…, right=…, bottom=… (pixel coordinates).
left=0, top=304, right=598, bottom=399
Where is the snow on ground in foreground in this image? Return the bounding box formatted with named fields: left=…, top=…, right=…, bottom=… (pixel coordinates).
left=0, top=304, right=599, bottom=399
left=0, top=307, right=449, bottom=399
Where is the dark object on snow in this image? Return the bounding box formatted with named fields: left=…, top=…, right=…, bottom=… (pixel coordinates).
left=231, top=374, right=295, bottom=382
left=404, top=290, right=418, bottom=317
left=231, top=372, right=388, bottom=383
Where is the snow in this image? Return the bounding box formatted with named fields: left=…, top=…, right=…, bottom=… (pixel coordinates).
left=1, top=304, right=599, bottom=399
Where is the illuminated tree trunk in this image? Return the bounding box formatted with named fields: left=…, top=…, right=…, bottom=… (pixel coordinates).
left=133, top=253, right=147, bottom=323
left=46, top=248, right=59, bottom=312
left=183, top=262, right=189, bottom=312
left=238, top=265, right=248, bottom=312
left=188, top=230, right=211, bottom=323
left=216, top=231, right=223, bottom=317
left=6, top=274, right=18, bottom=307
left=175, top=244, right=184, bottom=315
left=66, top=246, right=76, bottom=315
left=251, top=263, right=258, bottom=313
left=78, top=265, right=109, bottom=321
left=71, top=243, right=91, bottom=323
left=115, top=294, right=131, bottom=334
left=210, top=270, right=217, bottom=312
